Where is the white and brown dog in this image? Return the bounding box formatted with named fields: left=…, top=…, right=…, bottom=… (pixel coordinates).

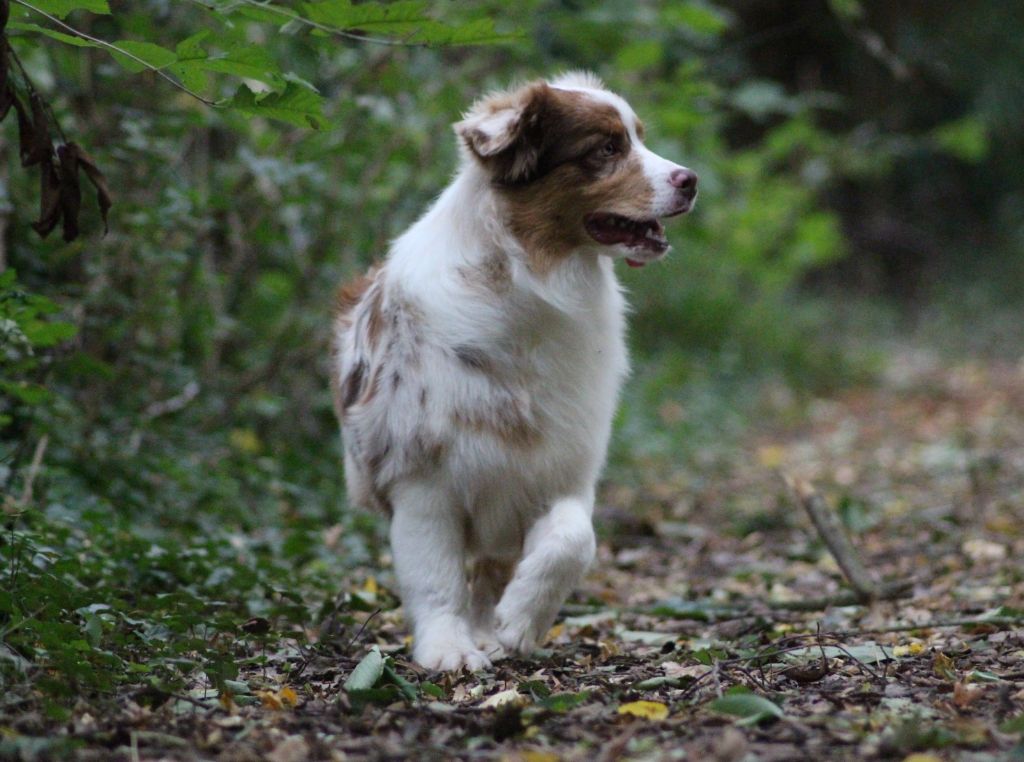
left=330, top=72, right=697, bottom=670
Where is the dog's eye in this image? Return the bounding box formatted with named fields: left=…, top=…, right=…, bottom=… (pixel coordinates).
left=597, top=139, right=619, bottom=158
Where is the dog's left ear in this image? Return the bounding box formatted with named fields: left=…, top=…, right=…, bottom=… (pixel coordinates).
left=454, top=82, right=552, bottom=184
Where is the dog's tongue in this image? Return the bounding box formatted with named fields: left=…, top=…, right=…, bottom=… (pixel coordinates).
left=626, top=258, right=646, bottom=268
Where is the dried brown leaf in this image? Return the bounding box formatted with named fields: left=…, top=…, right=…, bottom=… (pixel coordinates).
left=57, top=143, right=81, bottom=241
left=16, top=92, right=52, bottom=167
left=31, top=157, right=61, bottom=237
left=0, top=85, right=13, bottom=123
left=67, top=142, right=112, bottom=233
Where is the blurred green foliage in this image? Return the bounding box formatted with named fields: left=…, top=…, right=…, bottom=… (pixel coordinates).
left=0, top=0, right=1018, bottom=710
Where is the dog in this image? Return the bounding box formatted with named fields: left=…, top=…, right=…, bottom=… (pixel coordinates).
left=330, top=72, right=697, bottom=670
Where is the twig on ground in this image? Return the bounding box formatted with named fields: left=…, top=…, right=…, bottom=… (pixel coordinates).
left=143, top=382, right=200, bottom=420
left=345, top=608, right=382, bottom=652
left=784, top=474, right=889, bottom=601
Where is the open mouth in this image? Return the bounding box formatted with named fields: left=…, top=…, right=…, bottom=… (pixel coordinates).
left=583, top=212, right=669, bottom=268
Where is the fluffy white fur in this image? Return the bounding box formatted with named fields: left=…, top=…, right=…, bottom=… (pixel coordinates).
left=332, top=72, right=696, bottom=670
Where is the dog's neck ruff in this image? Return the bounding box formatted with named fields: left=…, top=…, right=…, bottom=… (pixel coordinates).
left=391, top=162, right=618, bottom=317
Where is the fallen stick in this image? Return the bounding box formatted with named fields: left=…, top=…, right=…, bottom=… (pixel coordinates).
left=784, top=474, right=885, bottom=602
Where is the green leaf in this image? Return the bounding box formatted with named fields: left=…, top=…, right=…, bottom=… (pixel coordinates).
left=346, top=684, right=401, bottom=709
left=7, top=21, right=100, bottom=47
left=109, top=40, right=177, bottom=73
left=709, top=692, right=784, bottom=726
left=199, top=44, right=285, bottom=90
left=171, top=32, right=211, bottom=92
left=22, top=320, right=76, bottom=347
left=1000, top=715, right=1024, bottom=734
left=828, top=0, right=864, bottom=20
left=302, top=0, right=431, bottom=31
left=931, top=117, right=989, bottom=163
left=344, top=646, right=385, bottom=692
left=20, top=0, right=109, bottom=18
left=381, top=661, right=417, bottom=701
left=83, top=614, right=103, bottom=648
left=227, top=83, right=326, bottom=129
left=664, top=2, right=730, bottom=36
left=420, top=682, right=444, bottom=699
left=301, top=1, right=515, bottom=46
left=539, top=691, right=590, bottom=713
left=0, top=381, right=51, bottom=406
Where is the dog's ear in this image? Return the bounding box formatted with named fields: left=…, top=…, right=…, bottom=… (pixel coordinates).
left=454, top=82, right=552, bottom=184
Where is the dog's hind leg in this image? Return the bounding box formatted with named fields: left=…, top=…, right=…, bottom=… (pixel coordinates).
left=493, top=494, right=597, bottom=655
left=389, top=480, right=491, bottom=671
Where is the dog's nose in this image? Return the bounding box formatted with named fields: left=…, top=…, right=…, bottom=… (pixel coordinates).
left=669, top=168, right=698, bottom=192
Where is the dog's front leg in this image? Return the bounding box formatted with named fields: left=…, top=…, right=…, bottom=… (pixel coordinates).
left=390, top=481, right=491, bottom=671
left=494, top=494, right=597, bottom=654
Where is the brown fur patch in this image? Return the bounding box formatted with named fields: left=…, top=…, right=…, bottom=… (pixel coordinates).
left=335, top=275, right=368, bottom=322
left=454, top=345, right=494, bottom=374
left=364, top=284, right=385, bottom=350
left=457, top=250, right=512, bottom=295
left=330, top=266, right=382, bottom=419
left=502, top=149, right=654, bottom=274
left=454, top=402, right=540, bottom=448
left=339, top=359, right=366, bottom=414
left=470, top=85, right=655, bottom=275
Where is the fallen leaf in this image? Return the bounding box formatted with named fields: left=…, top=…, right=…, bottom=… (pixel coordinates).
left=953, top=681, right=983, bottom=709
left=962, top=538, right=1006, bottom=561
left=617, top=700, right=669, bottom=721
left=709, top=693, right=783, bottom=726
left=344, top=646, right=385, bottom=692
left=893, top=642, right=925, bottom=658
left=518, top=752, right=560, bottom=762
left=480, top=689, right=526, bottom=710
left=279, top=686, right=298, bottom=707
left=933, top=651, right=957, bottom=682
left=758, top=444, right=786, bottom=468
left=258, top=690, right=284, bottom=710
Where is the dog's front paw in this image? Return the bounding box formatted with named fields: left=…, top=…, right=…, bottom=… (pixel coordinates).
left=414, top=635, right=491, bottom=672
left=473, top=630, right=506, bottom=661
left=494, top=614, right=545, bottom=655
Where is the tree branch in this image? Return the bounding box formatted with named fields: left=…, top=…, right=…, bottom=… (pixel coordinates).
left=785, top=474, right=884, bottom=601
left=12, top=0, right=217, bottom=106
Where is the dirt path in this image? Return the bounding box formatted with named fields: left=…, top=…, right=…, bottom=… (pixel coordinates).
left=68, top=347, right=1024, bottom=761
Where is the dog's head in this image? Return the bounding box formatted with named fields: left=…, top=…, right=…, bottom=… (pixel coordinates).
left=455, top=72, right=697, bottom=272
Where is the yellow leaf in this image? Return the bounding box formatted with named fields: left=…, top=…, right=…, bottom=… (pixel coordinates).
left=617, top=700, right=669, bottom=721
left=934, top=651, right=957, bottom=682
left=279, top=686, right=298, bottom=707
left=218, top=692, right=237, bottom=714
left=258, top=690, right=284, bottom=710
left=547, top=623, right=565, bottom=641
left=893, top=642, right=924, bottom=657
left=902, top=755, right=943, bottom=762
left=229, top=428, right=262, bottom=454
left=757, top=444, right=786, bottom=468
left=522, top=752, right=560, bottom=762
left=363, top=577, right=379, bottom=595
